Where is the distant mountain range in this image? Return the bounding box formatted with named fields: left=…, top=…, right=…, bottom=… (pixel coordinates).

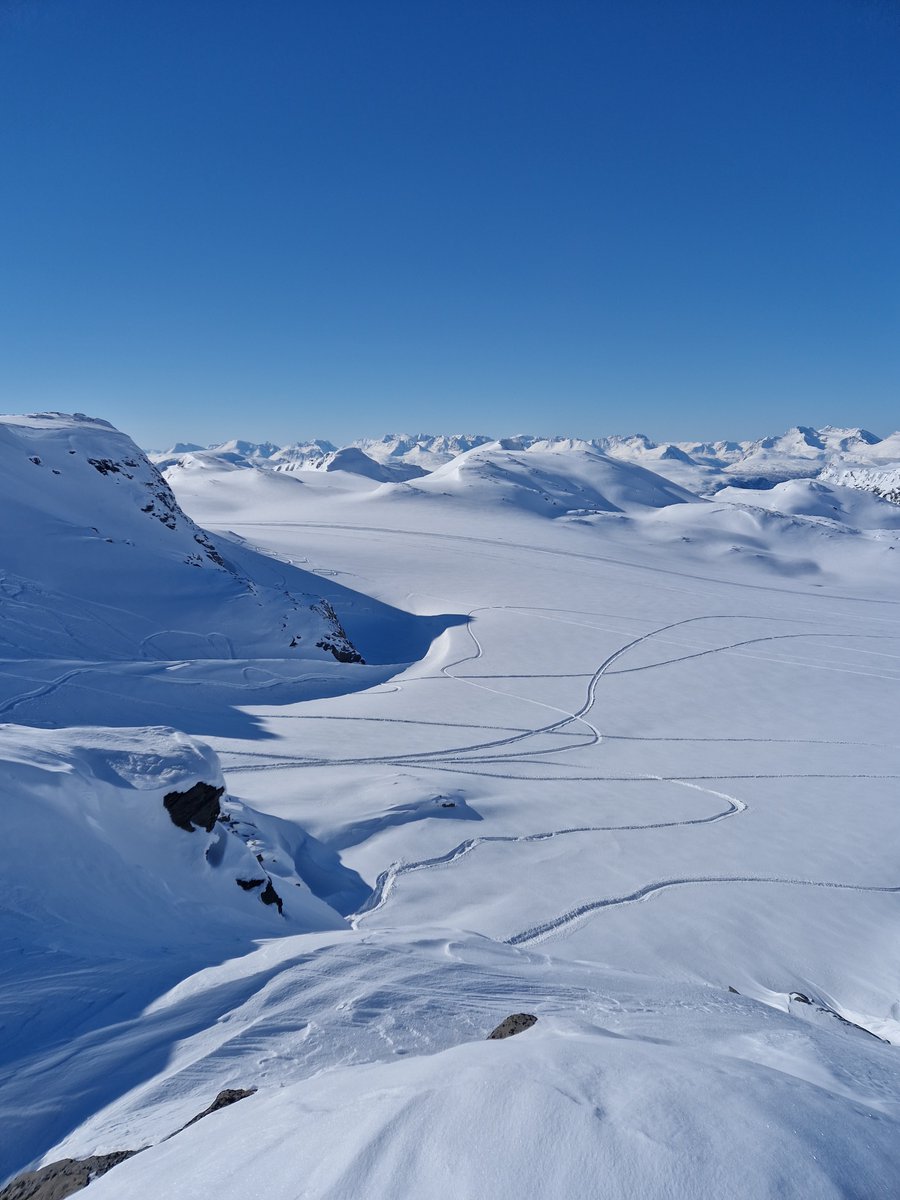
left=149, top=426, right=900, bottom=502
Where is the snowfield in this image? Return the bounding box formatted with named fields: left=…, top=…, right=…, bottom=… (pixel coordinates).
left=3, top=414, right=900, bottom=1199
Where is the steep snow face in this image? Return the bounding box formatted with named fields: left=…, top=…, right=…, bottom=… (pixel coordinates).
left=0, top=413, right=363, bottom=666
left=406, top=440, right=700, bottom=514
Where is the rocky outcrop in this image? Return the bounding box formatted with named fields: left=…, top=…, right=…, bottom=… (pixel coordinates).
left=178, top=1087, right=257, bottom=1133
left=311, top=599, right=365, bottom=664
left=788, top=992, right=888, bottom=1041
left=235, top=875, right=284, bottom=914
left=0, top=1089, right=259, bottom=1199
left=163, top=782, right=224, bottom=832
left=0, top=1151, right=137, bottom=1200
left=487, top=1013, right=538, bottom=1040
left=259, top=879, right=284, bottom=913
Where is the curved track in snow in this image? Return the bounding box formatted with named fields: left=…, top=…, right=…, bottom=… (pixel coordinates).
left=504, top=874, right=900, bottom=947
left=351, top=780, right=747, bottom=927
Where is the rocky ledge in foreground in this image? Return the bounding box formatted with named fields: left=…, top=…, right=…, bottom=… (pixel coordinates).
left=0, top=1088, right=258, bottom=1200
left=0, top=1151, right=138, bottom=1200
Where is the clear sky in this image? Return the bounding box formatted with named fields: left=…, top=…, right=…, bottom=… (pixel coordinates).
left=1, top=0, right=897, bottom=448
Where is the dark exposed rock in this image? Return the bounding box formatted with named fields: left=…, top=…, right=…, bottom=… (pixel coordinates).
left=29, top=456, right=41, bottom=466
left=0, top=1151, right=138, bottom=1200
left=87, top=458, right=125, bottom=476
left=0, top=1089, right=260, bottom=1197
left=163, top=782, right=224, bottom=832
left=311, top=599, right=365, bottom=664
left=178, top=1087, right=257, bottom=1133
left=193, top=531, right=226, bottom=567
left=728, top=985, right=740, bottom=994
left=788, top=991, right=888, bottom=1041
left=259, top=879, right=284, bottom=913
left=236, top=877, right=266, bottom=891
left=316, top=639, right=364, bottom=663
left=487, top=1013, right=538, bottom=1040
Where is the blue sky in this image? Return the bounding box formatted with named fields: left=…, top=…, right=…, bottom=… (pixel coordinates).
left=0, top=0, right=897, bottom=447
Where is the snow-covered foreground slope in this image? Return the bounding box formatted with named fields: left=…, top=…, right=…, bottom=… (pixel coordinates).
left=4, top=414, right=900, bottom=1198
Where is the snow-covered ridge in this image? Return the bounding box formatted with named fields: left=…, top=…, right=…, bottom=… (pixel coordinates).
left=150, top=424, right=900, bottom=503
left=819, top=462, right=900, bottom=505
left=5, top=409, right=900, bottom=1200
left=0, top=412, right=366, bottom=666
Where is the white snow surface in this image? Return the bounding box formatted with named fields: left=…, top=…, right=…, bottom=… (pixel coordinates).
left=153, top=424, right=900, bottom=500
left=3, top=413, right=900, bottom=1198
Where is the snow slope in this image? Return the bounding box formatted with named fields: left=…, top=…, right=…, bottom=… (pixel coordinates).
left=0, top=413, right=457, bottom=735
left=3, top=412, right=900, bottom=1199
left=714, top=477, right=900, bottom=529
left=404, top=439, right=700, bottom=514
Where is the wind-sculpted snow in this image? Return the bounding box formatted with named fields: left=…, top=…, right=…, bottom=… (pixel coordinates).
left=4, top=412, right=900, bottom=1198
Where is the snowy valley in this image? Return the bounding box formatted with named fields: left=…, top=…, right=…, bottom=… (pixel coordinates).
left=3, top=413, right=900, bottom=1199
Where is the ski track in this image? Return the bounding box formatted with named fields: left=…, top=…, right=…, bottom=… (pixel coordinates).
left=504, top=874, right=900, bottom=947
left=605, top=632, right=900, bottom=677
left=217, top=519, right=900, bottom=609
left=226, top=611, right=659, bottom=770
left=10, top=522, right=891, bottom=956
left=326, top=605, right=899, bottom=933
left=351, top=779, right=748, bottom=927
left=0, top=665, right=96, bottom=716
left=224, top=614, right=891, bottom=772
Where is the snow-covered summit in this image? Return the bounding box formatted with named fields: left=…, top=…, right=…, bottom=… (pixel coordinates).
left=407, top=439, right=699, bottom=514
left=351, top=432, right=493, bottom=470
left=0, top=412, right=363, bottom=666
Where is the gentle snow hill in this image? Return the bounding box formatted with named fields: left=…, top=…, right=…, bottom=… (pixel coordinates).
left=403, top=439, right=700, bottom=514
left=314, top=445, right=426, bottom=482
left=715, top=478, right=900, bottom=529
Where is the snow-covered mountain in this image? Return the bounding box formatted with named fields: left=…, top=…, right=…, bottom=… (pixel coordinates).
left=406, top=438, right=700, bottom=514
left=0, top=413, right=457, bottom=739
left=818, top=462, right=900, bottom=505
left=5, top=410, right=900, bottom=1200
left=0, top=413, right=362, bottom=666
left=153, top=425, right=900, bottom=507
left=351, top=432, right=494, bottom=470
